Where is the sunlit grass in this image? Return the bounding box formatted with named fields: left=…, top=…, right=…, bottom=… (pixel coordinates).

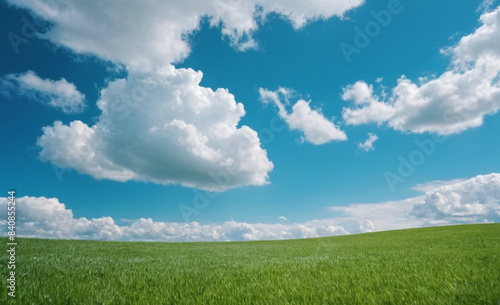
left=1, top=224, right=499, bottom=304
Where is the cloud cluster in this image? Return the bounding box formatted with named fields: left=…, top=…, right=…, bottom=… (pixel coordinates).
left=0, top=70, right=85, bottom=113
left=7, top=0, right=364, bottom=71
left=330, top=173, right=500, bottom=233
left=259, top=87, right=347, bottom=144
left=3, top=173, right=498, bottom=241
left=4, top=0, right=366, bottom=190
left=357, top=132, right=378, bottom=151
left=0, top=196, right=347, bottom=241
left=411, top=173, right=500, bottom=220
left=37, top=67, right=273, bottom=191
left=342, top=6, right=500, bottom=135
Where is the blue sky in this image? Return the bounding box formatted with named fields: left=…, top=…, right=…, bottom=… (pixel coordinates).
left=1, top=0, right=500, bottom=241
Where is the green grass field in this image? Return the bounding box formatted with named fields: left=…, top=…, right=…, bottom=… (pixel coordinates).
left=1, top=224, right=499, bottom=304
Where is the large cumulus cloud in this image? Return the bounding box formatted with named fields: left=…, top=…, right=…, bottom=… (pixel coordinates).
left=37, top=67, right=273, bottom=191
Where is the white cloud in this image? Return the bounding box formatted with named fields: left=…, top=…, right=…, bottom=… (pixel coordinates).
left=0, top=196, right=122, bottom=240
left=328, top=196, right=426, bottom=233
left=0, top=196, right=347, bottom=241
left=2, top=173, right=498, bottom=241
left=1, top=70, right=85, bottom=113
left=342, top=6, right=500, bottom=135
left=329, top=173, right=500, bottom=233
left=278, top=216, right=288, bottom=221
left=7, top=0, right=364, bottom=72
left=411, top=173, right=500, bottom=219
left=358, top=219, right=375, bottom=233
left=256, top=0, right=364, bottom=29
left=477, top=0, right=496, bottom=13
left=259, top=87, right=347, bottom=144
left=411, top=178, right=467, bottom=193
left=37, top=67, right=273, bottom=191
left=341, top=81, right=394, bottom=125
left=357, top=132, right=378, bottom=151
left=342, top=81, right=374, bottom=105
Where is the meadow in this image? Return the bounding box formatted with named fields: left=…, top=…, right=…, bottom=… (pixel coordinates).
left=1, top=223, right=499, bottom=304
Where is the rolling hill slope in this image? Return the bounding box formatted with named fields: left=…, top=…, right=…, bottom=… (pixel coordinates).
left=2, top=224, right=499, bottom=304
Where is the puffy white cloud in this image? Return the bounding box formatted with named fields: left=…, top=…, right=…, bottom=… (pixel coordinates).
left=2, top=173, right=498, bottom=241
left=342, top=81, right=374, bottom=105
left=329, top=173, right=500, bottom=233
left=0, top=196, right=347, bottom=241
left=342, top=6, right=500, bottom=135
left=124, top=219, right=348, bottom=241
left=341, top=81, right=394, bottom=125
left=0, top=196, right=122, bottom=240
left=357, top=132, right=378, bottom=151
left=7, top=0, right=364, bottom=71
left=411, top=173, right=500, bottom=220
left=259, top=87, right=347, bottom=144
left=0, top=70, right=85, bottom=113
left=37, top=67, right=273, bottom=191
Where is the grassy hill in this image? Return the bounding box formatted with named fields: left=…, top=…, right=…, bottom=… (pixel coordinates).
left=1, top=224, right=499, bottom=304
